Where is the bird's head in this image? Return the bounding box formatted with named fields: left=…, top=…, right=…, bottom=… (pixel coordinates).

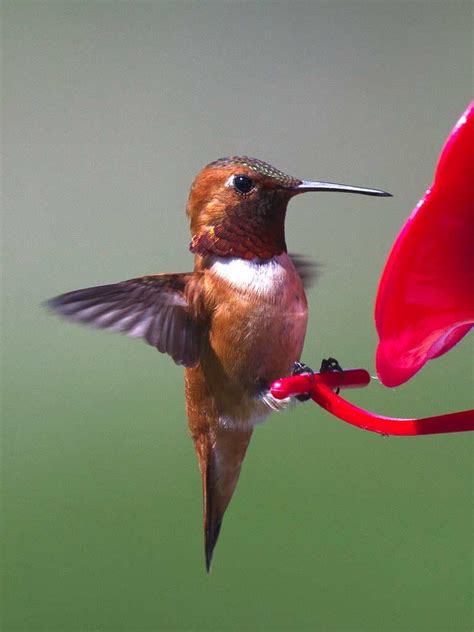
left=187, top=156, right=390, bottom=260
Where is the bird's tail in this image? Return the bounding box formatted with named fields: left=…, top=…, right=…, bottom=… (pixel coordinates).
left=193, top=424, right=253, bottom=572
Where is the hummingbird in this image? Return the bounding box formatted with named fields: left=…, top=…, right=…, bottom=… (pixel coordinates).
left=47, top=156, right=391, bottom=571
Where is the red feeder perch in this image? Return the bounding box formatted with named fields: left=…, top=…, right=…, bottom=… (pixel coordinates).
left=270, top=370, right=474, bottom=436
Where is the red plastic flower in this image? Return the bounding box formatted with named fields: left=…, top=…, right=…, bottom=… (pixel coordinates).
left=375, top=103, right=474, bottom=387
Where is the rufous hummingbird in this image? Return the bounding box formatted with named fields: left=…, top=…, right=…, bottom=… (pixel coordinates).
left=47, top=156, right=390, bottom=571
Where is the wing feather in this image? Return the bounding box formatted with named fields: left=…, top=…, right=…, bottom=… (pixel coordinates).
left=46, top=274, right=202, bottom=367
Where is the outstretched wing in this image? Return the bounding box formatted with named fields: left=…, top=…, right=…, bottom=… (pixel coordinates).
left=46, top=273, right=202, bottom=367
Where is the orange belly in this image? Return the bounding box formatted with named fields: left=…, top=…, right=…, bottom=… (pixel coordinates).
left=187, top=254, right=308, bottom=426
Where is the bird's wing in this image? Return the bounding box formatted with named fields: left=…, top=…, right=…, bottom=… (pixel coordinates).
left=289, top=253, right=321, bottom=290
left=46, top=273, right=203, bottom=367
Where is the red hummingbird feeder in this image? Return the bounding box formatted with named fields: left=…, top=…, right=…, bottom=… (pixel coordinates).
left=271, top=103, right=474, bottom=435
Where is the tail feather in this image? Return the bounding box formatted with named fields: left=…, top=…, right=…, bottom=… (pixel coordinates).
left=204, top=461, right=223, bottom=573
left=194, top=425, right=253, bottom=572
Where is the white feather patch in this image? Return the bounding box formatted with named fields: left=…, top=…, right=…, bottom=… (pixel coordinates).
left=210, top=253, right=295, bottom=295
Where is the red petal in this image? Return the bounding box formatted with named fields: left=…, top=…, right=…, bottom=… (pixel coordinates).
left=375, top=103, right=474, bottom=387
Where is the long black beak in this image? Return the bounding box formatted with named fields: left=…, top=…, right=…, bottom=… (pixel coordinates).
left=294, top=180, right=392, bottom=197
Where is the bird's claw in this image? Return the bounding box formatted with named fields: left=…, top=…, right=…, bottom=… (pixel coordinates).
left=291, top=357, right=345, bottom=400
left=292, top=361, right=314, bottom=401
left=320, top=357, right=343, bottom=394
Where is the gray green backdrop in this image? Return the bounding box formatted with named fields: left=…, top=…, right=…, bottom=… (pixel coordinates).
left=2, top=1, right=473, bottom=630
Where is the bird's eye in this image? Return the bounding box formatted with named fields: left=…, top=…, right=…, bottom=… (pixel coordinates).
left=233, top=174, right=255, bottom=194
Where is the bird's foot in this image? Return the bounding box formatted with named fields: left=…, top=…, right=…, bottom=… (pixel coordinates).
left=292, top=361, right=314, bottom=401
left=292, top=361, right=314, bottom=377
left=319, top=356, right=343, bottom=394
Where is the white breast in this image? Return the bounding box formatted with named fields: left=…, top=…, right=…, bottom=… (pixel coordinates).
left=209, top=253, right=296, bottom=296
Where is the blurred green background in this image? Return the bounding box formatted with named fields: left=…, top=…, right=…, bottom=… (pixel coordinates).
left=2, top=2, right=473, bottom=631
